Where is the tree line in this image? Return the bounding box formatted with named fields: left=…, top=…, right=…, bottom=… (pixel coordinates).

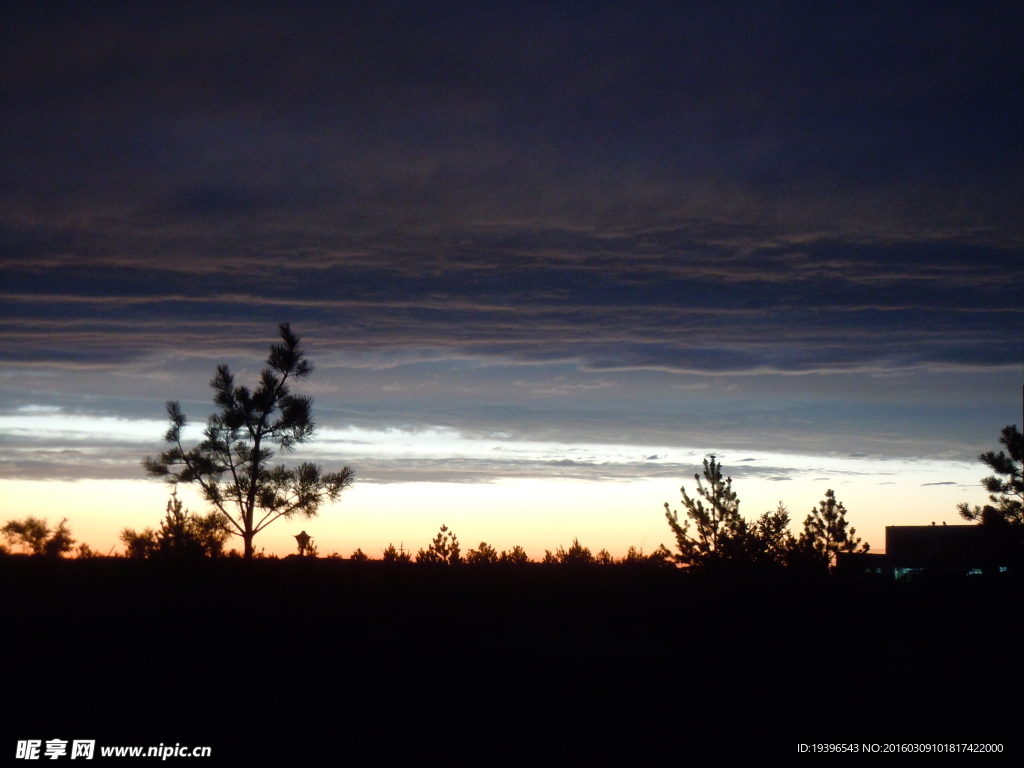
left=4, top=324, right=1021, bottom=570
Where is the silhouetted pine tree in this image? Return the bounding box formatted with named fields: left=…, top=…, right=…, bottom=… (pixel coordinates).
left=797, top=489, right=868, bottom=570
left=958, top=424, right=1023, bottom=527
left=664, top=455, right=748, bottom=568
left=143, top=324, right=353, bottom=559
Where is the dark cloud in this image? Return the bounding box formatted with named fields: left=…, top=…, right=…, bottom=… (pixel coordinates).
left=2, top=2, right=1021, bottom=480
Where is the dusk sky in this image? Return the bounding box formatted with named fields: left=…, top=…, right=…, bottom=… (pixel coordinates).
left=2, top=1, right=1022, bottom=557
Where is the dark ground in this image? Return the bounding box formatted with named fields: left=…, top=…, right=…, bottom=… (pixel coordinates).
left=4, top=557, right=1018, bottom=760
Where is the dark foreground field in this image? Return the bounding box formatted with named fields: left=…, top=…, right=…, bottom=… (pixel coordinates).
left=4, top=557, right=1019, bottom=760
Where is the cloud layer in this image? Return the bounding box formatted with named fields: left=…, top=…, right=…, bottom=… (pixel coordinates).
left=2, top=2, right=1021, bottom=481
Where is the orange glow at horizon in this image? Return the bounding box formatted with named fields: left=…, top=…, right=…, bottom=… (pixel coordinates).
left=0, top=456, right=989, bottom=559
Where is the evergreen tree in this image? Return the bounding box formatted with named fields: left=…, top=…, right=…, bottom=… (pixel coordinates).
left=957, top=424, right=1024, bottom=568
left=620, top=544, right=674, bottom=568
left=498, top=545, right=530, bottom=564
left=143, top=324, right=353, bottom=559
left=749, top=502, right=797, bottom=568
left=798, top=490, right=868, bottom=569
left=595, top=548, right=615, bottom=565
left=664, top=455, right=747, bottom=568
left=120, top=526, right=157, bottom=559
left=555, top=538, right=594, bottom=565
left=465, top=541, right=499, bottom=565
left=121, top=490, right=230, bottom=559
left=416, top=524, right=461, bottom=565
left=958, top=424, right=1023, bottom=527
left=381, top=543, right=412, bottom=563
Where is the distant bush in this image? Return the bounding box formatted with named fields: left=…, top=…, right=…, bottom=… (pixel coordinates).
left=466, top=541, right=499, bottom=565
left=499, top=545, right=530, bottom=565
left=416, top=524, right=461, bottom=565
left=1, top=516, right=76, bottom=557
left=620, top=544, right=674, bottom=568
left=381, top=543, right=412, bottom=563
left=121, top=490, right=229, bottom=560
left=75, top=542, right=100, bottom=559
left=555, top=538, right=594, bottom=566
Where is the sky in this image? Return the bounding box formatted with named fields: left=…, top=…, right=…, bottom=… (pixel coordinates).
left=2, top=1, right=1022, bottom=557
